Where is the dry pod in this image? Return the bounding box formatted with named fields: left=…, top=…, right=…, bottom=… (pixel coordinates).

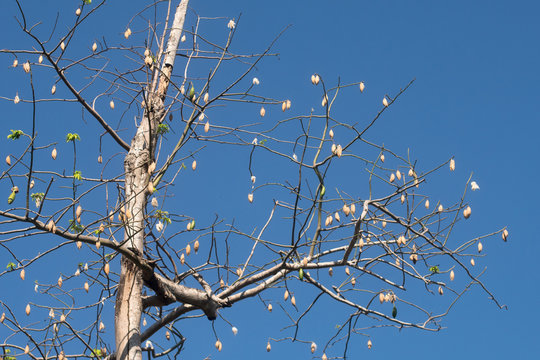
left=92, top=42, right=98, bottom=52
left=204, top=121, right=210, bottom=133
left=51, top=148, right=57, bottom=160
left=76, top=241, right=82, bottom=249
left=180, top=253, right=185, bottom=265
left=343, top=204, right=350, bottom=216
left=322, top=94, right=328, bottom=106
left=104, top=263, right=110, bottom=276
left=57, top=276, right=63, bottom=288
left=99, top=321, right=105, bottom=331
left=350, top=203, right=356, bottom=215
left=284, top=289, right=289, bottom=301
left=334, top=212, right=341, bottom=222
left=389, top=173, right=395, bottom=183
left=425, top=199, right=430, bottom=209
left=248, top=193, right=254, bottom=203
left=379, top=292, right=385, bottom=304
left=345, top=267, right=350, bottom=276
left=502, top=229, right=509, bottom=242
left=266, top=341, right=271, bottom=352
left=215, top=339, right=222, bottom=352
left=396, top=170, right=402, bottom=180
left=84, top=282, right=89, bottom=292
left=76, top=8, right=81, bottom=16
left=470, top=258, right=475, bottom=266
left=259, top=106, right=266, bottom=117
left=382, top=97, right=389, bottom=107
left=328, top=267, right=333, bottom=276
left=5, top=155, right=11, bottom=166
left=166, top=331, right=171, bottom=340
left=23, top=61, right=30, bottom=73
left=97, top=155, right=103, bottom=163
left=204, top=92, right=209, bottom=103
left=124, top=28, right=132, bottom=39
left=401, top=194, right=405, bottom=204
left=359, top=82, right=365, bottom=92
left=382, top=220, right=387, bottom=228
left=186, top=244, right=191, bottom=256
left=322, top=354, right=328, bottom=360
left=20, top=268, right=25, bottom=280
left=335, top=145, right=343, bottom=157
left=194, top=240, right=199, bottom=253
left=329, top=129, right=334, bottom=139
left=438, top=286, right=444, bottom=295
left=14, top=93, right=20, bottom=104
left=268, top=303, right=273, bottom=312
left=24, top=345, right=29, bottom=354
left=281, top=101, right=287, bottom=112
left=367, top=339, right=373, bottom=349
left=25, top=304, right=31, bottom=316
left=109, top=100, right=115, bottom=109
left=12, top=59, right=18, bottom=67
left=311, top=342, right=317, bottom=354
left=463, top=206, right=472, bottom=219
left=192, top=160, right=197, bottom=171
left=477, top=242, right=483, bottom=253
left=450, top=270, right=455, bottom=281
left=0, top=312, right=5, bottom=323
left=380, top=153, right=385, bottom=162
left=449, top=158, right=456, bottom=171
left=438, top=204, right=443, bottom=212
left=286, top=99, right=291, bottom=110
left=291, top=296, right=296, bottom=306
left=60, top=41, right=65, bottom=51
left=51, top=84, right=57, bottom=95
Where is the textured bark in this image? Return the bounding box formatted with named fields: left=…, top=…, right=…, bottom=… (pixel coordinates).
left=114, top=2, right=189, bottom=359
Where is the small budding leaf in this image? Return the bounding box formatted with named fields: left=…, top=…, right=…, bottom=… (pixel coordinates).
left=73, top=170, right=82, bottom=181
left=66, top=133, right=81, bottom=142
left=429, top=265, right=439, bottom=274
left=7, top=129, right=23, bottom=140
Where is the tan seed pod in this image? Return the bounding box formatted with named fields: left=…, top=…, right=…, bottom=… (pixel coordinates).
left=334, top=212, right=341, bottom=222
left=84, top=282, right=89, bottom=292
left=463, top=206, right=472, bottom=219
left=351, top=277, right=356, bottom=286
left=470, top=258, right=475, bottom=266
left=24, top=345, right=29, bottom=354
left=286, top=99, right=291, bottom=110
left=266, top=341, right=272, bottom=352
left=51, top=147, right=57, bottom=160
left=60, top=41, right=65, bottom=51
left=51, top=84, right=57, bottom=95
left=109, top=211, right=114, bottom=222
left=186, top=243, right=192, bottom=256
left=151, top=197, right=158, bottom=208
left=314, top=74, right=320, bottom=85
left=502, top=229, right=509, bottom=242
left=259, top=106, right=266, bottom=117
left=322, top=353, right=328, bottom=360
left=104, top=263, right=110, bottom=276
left=199, top=113, right=205, bottom=121
left=291, top=295, right=296, bottom=306
left=322, top=94, right=328, bottom=106
left=331, top=143, right=337, bottom=154
left=194, top=240, right=199, bottom=253
left=57, top=276, right=63, bottom=288
left=144, top=56, right=153, bottom=66
left=335, top=145, right=343, bottom=157
left=143, top=317, right=147, bottom=326
left=302, top=257, right=308, bottom=267
left=12, top=59, right=18, bottom=67
left=5, top=155, right=11, bottom=166
left=311, top=342, right=317, bottom=354
left=23, top=61, right=30, bottom=73
left=396, top=170, right=402, bottom=180
left=359, top=82, right=365, bottom=92
left=0, top=312, right=5, bottom=323
left=109, top=100, right=115, bottom=109
left=180, top=253, right=185, bottom=265
left=248, top=193, right=254, bottom=203
left=449, top=158, right=456, bottom=171
left=311, top=74, right=317, bottom=85
left=60, top=313, right=66, bottom=322
left=438, top=204, right=444, bottom=212
left=76, top=205, right=82, bottom=218
left=267, top=303, right=273, bottom=312
left=345, top=267, right=350, bottom=276
left=350, top=203, right=356, bottom=215
left=477, top=242, right=483, bottom=253
left=181, top=34, right=186, bottom=42
left=192, top=160, right=197, bottom=171
left=204, top=92, right=209, bottom=103
left=25, top=304, right=31, bottom=316
left=284, top=289, right=289, bottom=301
left=46, top=219, right=55, bottom=232
left=97, top=155, right=103, bottom=163
left=20, top=268, right=25, bottom=280
left=92, top=42, right=98, bottom=52
left=147, top=181, right=154, bottom=194
left=382, top=220, right=387, bottom=228
left=380, top=153, right=385, bottom=162
left=408, top=168, right=414, bottom=177
left=30, top=180, right=34, bottom=189
left=343, top=204, right=350, bottom=216
left=215, top=339, right=222, bottom=352
left=220, top=278, right=225, bottom=288
left=148, top=162, right=156, bottom=174
left=382, top=97, right=389, bottom=107
left=99, top=321, right=105, bottom=331
left=367, top=339, right=372, bottom=349
left=281, top=101, right=287, bottom=112
left=438, top=286, right=444, bottom=295
left=14, top=93, right=20, bottom=104
left=450, top=270, right=455, bottom=281
left=204, top=121, right=210, bottom=133
left=389, top=173, right=395, bottom=183
left=76, top=8, right=81, bottom=16
left=124, top=28, right=132, bottom=39
left=379, top=292, right=385, bottom=304
left=329, top=129, right=334, bottom=139
left=328, top=267, right=334, bottom=277
left=425, top=199, right=430, bottom=209
left=401, top=194, right=405, bottom=204
left=166, top=331, right=171, bottom=340
left=76, top=241, right=82, bottom=249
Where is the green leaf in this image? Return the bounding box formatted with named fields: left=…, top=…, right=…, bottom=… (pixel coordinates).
left=66, top=133, right=81, bottom=142
left=429, top=265, right=439, bottom=274
left=7, top=129, right=23, bottom=140
left=84, top=0, right=92, bottom=4
left=6, top=262, right=16, bottom=271
left=73, top=170, right=82, bottom=181
left=157, top=123, right=169, bottom=135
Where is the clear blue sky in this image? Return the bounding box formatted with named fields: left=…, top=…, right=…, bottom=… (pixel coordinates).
left=1, top=0, right=538, bottom=359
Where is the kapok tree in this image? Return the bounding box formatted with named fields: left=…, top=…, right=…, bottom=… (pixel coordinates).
left=0, top=1, right=508, bottom=359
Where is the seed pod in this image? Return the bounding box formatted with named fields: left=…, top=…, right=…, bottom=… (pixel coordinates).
left=14, top=93, right=20, bottom=104
left=60, top=313, right=66, bottom=322
left=165, top=331, right=171, bottom=340
left=84, top=282, right=89, bottom=292
left=12, top=59, right=18, bottom=67
left=281, top=101, right=287, bottom=112
left=76, top=241, right=82, bottom=249
left=46, top=219, right=55, bottom=232
left=291, top=295, right=296, bottom=306
left=343, top=205, right=350, bottom=216
left=104, top=263, right=110, bottom=276
left=345, top=267, right=350, bottom=276
left=144, top=56, right=153, bottom=66
left=389, top=173, right=395, bottom=183
left=325, top=215, right=332, bottom=227
left=382, top=220, right=387, bottom=228
left=322, top=354, right=328, bottom=360
left=60, top=42, right=65, bottom=51
left=284, top=289, right=289, bottom=301
left=450, top=270, right=455, bottom=281
left=124, top=28, right=132, bottom=39
left=51, top=84, right=57, bottom=95
left=26, top=304, right=31, bottom=316
left=335, top=145, right=343, bottom=157
left=267, top=303, right=273, bottom=312
left=266, top=341, right=271, bottom=352
left=76, top=8, right=81, bottom=16
left=109, top=211, right=114, bottom=222
left=438, top=204, right=443, bottom=212
left=24, top=345, right=29, bottom=354
left=204, top=92, right=209, bottom=103
left=322, top=94, right=328, bottom=106
left=401, top=194, right=405, bottom=204
left=219, top=278, right=225, bottom=288
left=477, top=242, right=483, bottom=253
left=502, top=229, right=509, bottom=242
left=331, top=143, right=336, bottom=153
left=109, top=100, right=115, bottom=109
left=408, top=168, right=414, bottom=177
left=470, top=258, right=475, bottom=266
left=329, top=129, right=334, bottom=139
left=194, top=240, right=199, bottom=253
left=51, top=148, right=57, bottom=160
left=5, top=155, right=11, bottom=166
left=248, top=193, right=254, bottom=203
left=253, top=77, right=260, bottom=85
left=311, top=342, right=317, bottom=354
left=199, top=113, right=205, bottom=121
left=99, top=321, right=105, bottom=331
left=351, top=277, right=356, bottom=286
left=204, top=121, right=210, bottom=132
left=215, top=340, right=222, bottom=352
left=463, top=206, right=472, bottom=219
left=76, top=205, right=82, bottom=219
left=311, top=74, right=317, bottom=85
left=92, top=42, right=98, bottom=52
left=382, top=97, right=389, bottom=107
left=359, top=82, right=365, bottom=92
left=192, top=160, right=197, bottom=171
left=186, top=244, right=191, bottom=256
left=286, top=100, right=291, bottom=110
left=438, top=286, right=444, bottom=295
left=180, top=253, right=185, bottom=265
left=57, top=276, right=63, bottom=288
left=449, top=158, right=456, bottom=171
left=334, top=212, right=341, bottom=222
left=23, top=61, right=30, bottom=73
left=367, top=339, right=372, bottom=349
left=379, top=292, right=384, bottom=304
left=425, top=200, right=430, bottom=209
left=328, top=267, right=333, bottom=276
left=0, top=313, right=5, bottom=322
left=181, top=34, right=186, bottom=42
left=259, top=106, right=266, bottom=117
left=396, top=170, right=402, bottom=180
left=74, top=268, right=80, bottom=276
left=148, top=161, right=156, bottom=174
left=20, top=268, right=25, bottom=280
left=350, top=203, right=356, bottom=215
left=380, top=153, right=385, bottom=162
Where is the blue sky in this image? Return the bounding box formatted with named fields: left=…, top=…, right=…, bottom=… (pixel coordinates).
left=0, top=0, right=539, bottom=359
